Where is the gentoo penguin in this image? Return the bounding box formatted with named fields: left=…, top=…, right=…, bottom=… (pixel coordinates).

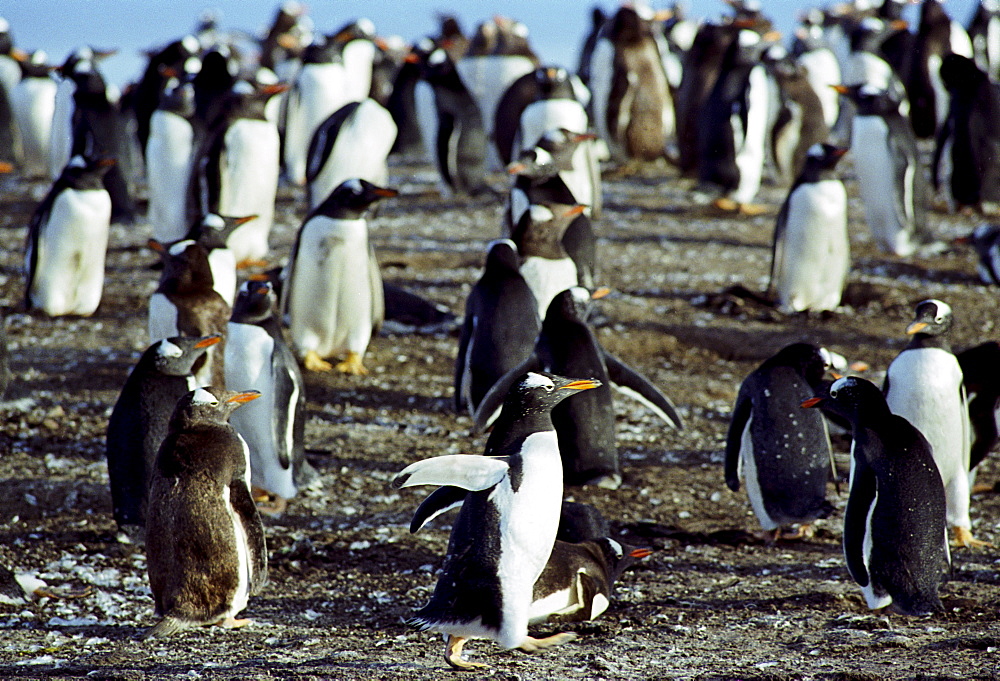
left=106, top=334, right=221, bottom=542
left=226, top=278, right=316, bottom=512
left=282, top=178, right=396, bottom=374
left=725, top=343, right=837, bottom=539
left=512, top=202, right=586, bottom=320
left=304, top=98, right=397, bottom=210
left=190, top=81, right=287, bottom=265
left=394, top=371, right=599, bottom=670
left=474, top=288, right=683, bottom=489
left=767, top=55, right=830, bottom=186
left=791, top=18, right=842, bottom=131
left=838, top=84, right=933, bottom=256
left=884, top=299, right=982, bottom=548
left=454, top=239, right=540, bottom=416
left=587, top=4, right=674, bottom=163
left=492, top=65, right=584, bottom=165
left=956, top=223, right=1000, bottom=285
left=130, top=35, right=201, bottom=158
left=259, top=1, right=309, bottom=73
left=769, top=143, right=849, bottom=313
left=957, top=341, right=1000, bottom=479
left=25, top=155, right=113, bottom=317
left=576, top=7, right=606, bottom=87
left=145, top=387, right=268, bottom=638
left=184, top=213, right=257, bottom=307
left=146, top=67, right=198, bottom=244
left=802, top=376, right=949, bottom=615
left=10, top=51, right=56, bottom=178
left=506, top=128, right=598, bottom=226
left=933, top=54, right=1000, bottom=213
left=148, top=239, right=230, bottom=388
left=381, top=282, right=459, bottom=335
left=529, top=538, right=651, bottom=625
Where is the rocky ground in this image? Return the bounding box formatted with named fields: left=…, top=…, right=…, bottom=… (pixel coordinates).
left=1, top=155, right=999, bottom=681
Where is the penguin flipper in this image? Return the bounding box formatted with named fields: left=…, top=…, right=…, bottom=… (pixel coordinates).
left=603, top=351, right=684, bottom=429
left=409, top=485, right=468, bottom=533
left=454, top=310, right=474, bottom=412
left=228, top=480, right=269, bottom=593
left=368, top=246, right=384, bottom=331
left=393, top=454, right=509, bottom=491
left=271, top=353, right=297, bottom=472
left=472, top=352, right=543, bottom=433
left=769, top=197, right=790, bottom=297
left=724, top=388, right=753, bottom=493
left=843, top=463, right=877, bottom=588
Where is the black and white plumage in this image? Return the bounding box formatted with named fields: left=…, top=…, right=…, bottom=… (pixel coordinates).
left=25, top=155, right=113, bottom=316
left=725, top=343, right=836, bottom=537
left=146, top=69, right=198, bottom=244
left=395, top=372, right=598, bottom=670
left=958, top=341, right=1000, bottom=477
left=884, top=299, right=978, bottom=547
left=106, top=334, right=221, bottom=541
left=769, top=143, right=849, bottom=313
left=957, top=223, right=1000, bottom=286
left=184, top=212, right=258, bottom=307
left=512, top=202, right=587, bottom=320
left=803, top=376, right=948, bottom=616
left=225, top=278, right=315, bottom=506
left=10, top=51, right=56, bottom=178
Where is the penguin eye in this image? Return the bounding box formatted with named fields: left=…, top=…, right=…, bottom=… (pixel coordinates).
left=934, top=315, right=945, bottom=324
left=829, top=388, right=838, bottom=399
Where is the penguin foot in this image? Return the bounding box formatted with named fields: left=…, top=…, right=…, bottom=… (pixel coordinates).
left=218, top=617, right=252, bottom=629
left=518, top=632, right=578, bottom=653
left=334, top=352, right=368, bottom=375
left=34, top=584, right=93, bottom=600
left=581, top=472, right=622, bottom=490
left=951, top=526, right=993, bottom=549
left=445, top=635, right=488, bottom=671
left=737, top=203, right=767, bottom=216
left=779, top=524, right=815, bottom=541
left=236, top=258, right=269, bottom=270
left=252, top=487, right=288, bottom=516
left=303, top=351, right=333, bottom=372
left=712, top=197, right=740, bottom=212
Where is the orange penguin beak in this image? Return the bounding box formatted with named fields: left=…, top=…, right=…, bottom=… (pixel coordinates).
left=563, top=205, right=587, bottom=218
left=560, top=379, right=601, bottom=392
left=800, top=397, right=823, bottom=408
left=906, top=321, right=928, bottom=335
left=194, top=335, right=222, bottom=349
left=227, top=391, right=262, bottom=404
left=591, top=287, right=611, bottom=300
left=235, top=214, right=259, bottom=225
left=373, top=187, right=399, bottom=198
left=630, top=548, right=653, bottom=559
left=507, top=162, right=527, bottom=174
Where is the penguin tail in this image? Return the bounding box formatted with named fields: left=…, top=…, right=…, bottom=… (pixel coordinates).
left=142, top=616, right=191, bottom=639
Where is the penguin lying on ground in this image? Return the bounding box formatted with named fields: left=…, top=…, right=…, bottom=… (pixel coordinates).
left=395, top=372, right=598, bottom=670
left=145, top=387, right=268, bottom=638
left=725, top=343, right=837, bottom=540
left=106, top=334, right=220, bottom=543
left=803, top=376, right=949, bottom=616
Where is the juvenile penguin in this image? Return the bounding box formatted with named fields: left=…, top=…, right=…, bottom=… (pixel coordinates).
left=394, top=372, right=599, bottom=670
left=145, top=387, right=268, bottom=638
left=769, top=143, right=849, bottom=313
left=25, top=155, right=113, bottom=317
left=474, top=288, right=683, bottom=489
left=454, top=239, right=540, bottom=416
left=529, top=538, right=651, bottom=625
left=148, top=239, right=230, bottom=388
left=106, top=334, right=220, bottom=541
left=725, top=343, right=837, bottom=539
left=803, top=376, right=948, bottom=615
left=184, top=212, right=258, bottom=307
left=282, top=178, right=396, bottom=374
left=226, top=278, right=316, bottom=512
left=884, top=299, right=981, bottom=547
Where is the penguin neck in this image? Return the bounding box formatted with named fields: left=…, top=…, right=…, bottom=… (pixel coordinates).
left=483, top=410, right=555, bottom=457
left=905, top=333, right=951, bottom=352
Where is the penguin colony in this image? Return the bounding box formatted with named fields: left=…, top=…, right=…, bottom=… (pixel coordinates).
left=2, top=0, right=1000, bottom=674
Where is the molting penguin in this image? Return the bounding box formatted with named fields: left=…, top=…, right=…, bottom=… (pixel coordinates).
left=145, top=387, right=268, bottom=638
left=226, top=278, right=316, bottom=512
left=25, top=155, right=113, bottom=317
left=11, top=51, right=56, bottom=178
left=394, top=371, right=599, bottom=670
left=884, top=299, right=981, bottom=547
left=803, top=376, right=948, bottom=616
left=454, top=239, right=540, bottom=416
left=792, top=19, right=842, bottom=131
left=769, top=143, right=849, bottom=313
left=725, top=343, right=837, bottom=539
left=106, top=334, right=221, bottom=542
left=148, top=239, right=230, bottom=388
left=282, top=178, right=396, bottom=374
left=474, top=287, right=683, bottom=489
left=838, top=84, right=933, bottom=256
left=768, top=53, right=830, bottom=186
left=304, top=97, right=397, bottom=210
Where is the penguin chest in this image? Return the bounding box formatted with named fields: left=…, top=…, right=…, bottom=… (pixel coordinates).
left=208, top=248, right=237, bottom=307
left=12, top=78, right=57, bottom=175
left=731, top=65, right=769, bottom=203
left=218, top=119, right=279, bottom=260
left=220, top=482, right=252, bottom=615
left=519, top=256, right=578, bottom=320
left=146, top=110, right=194, bottom=243
left=852, top=115, right=911, bottom=254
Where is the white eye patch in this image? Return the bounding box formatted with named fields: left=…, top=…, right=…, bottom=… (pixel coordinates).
left=157, top=340, right=183, bottom=358
left=523, top=372, right=554, bottom=390
left=191, top=388, right=219, bottom=405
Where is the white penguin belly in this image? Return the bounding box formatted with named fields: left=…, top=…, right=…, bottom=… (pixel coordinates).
left=886, top=349, right=971, bottom=528
left=777, top=180, right=849, bottom=312
left=208, top=248, right=237, bottom=307
left=739, top=415, right=778, bottom=531
left=146, top=110, right=194, bottom=243
left=11, top=77, right=56, bottom=178
left=342, top=39, right=375, bottom=103
left=220, top=480, right=251, bottom=617
left=732, top=65, right=769, bottom=205
left=852, top=116, right=914, bottom=256
left=519, top=256, right=578, bottom=320
left=287, top=217, right=374, bottom=359
left=860, top=488, right=892, bottom=609
left=284, top=62, right=350, bottom=185
left=799, top=50, right=841, bottom=129
left=491, top=430, right=563, bottom=648
left=218, top=119, right=280, bottom=262
left=147, top=293, right=180, bottom=343
left=30, top=188, right=112, bottom=316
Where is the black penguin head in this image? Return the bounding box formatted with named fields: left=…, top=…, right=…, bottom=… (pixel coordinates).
left=833, top=83, right=902, bottom=115
left=313, top=179, right=398, bottom=220
left=804, top=143, right=848, bottom=172
left=231, top=277, right=276, bottom=324
left=906, top=299, right=953, bottom=337
left=940, top=53, right=987, bottom=93
left=801, top=375, right=887, bottom=422
left=151, top=335, right=221, bottom=376
left=508, top=372, right=600, bottom=413
left=484, top=238, right=520, bottom=271
left=60, top=155, right=116, bottom=189
left=508, top=129, right=593, bottom=177
left=595, top=538, right=653, bottom=583
left=169, top=387, right=261, bottom=430
left=188, top=213, right=257, bottom=251
left=765, top=343, right=841, bottom=388
left=513, top=203, right=584, bottom=259
left=532, top=65, right=573, bottom=98
left=545, top=286, right=606, bottom=325
left=330, top=18, right=376, bottom=45
left=152, top=239, right=215, bottom=290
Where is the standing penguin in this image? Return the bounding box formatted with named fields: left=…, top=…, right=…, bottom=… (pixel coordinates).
left=25, top=155, right=113, bottom=317
left=10, top=51, right=56, bottom=178
left=454, top=239, right=540, bottom=416
left=148, top=239, right=230, bottom=388
left=725, top=343, right=837, bottom=540
left=838, top=84, right=933, bottom=256
left=768, top=55, right=830, bottom=186
left=769, top=143, right=849, bottom=313
left=226, top=278, right=316, bottom=513
left=146, top=69, right=197, bottom=244
left=474, top=288, right=683, bottom=489
left=145, top=387, right=268, bottom=638
left=803, top=376, right=948, bottom=616
left=394, top=372, right=599, bottom=670
left=884, top=299, right=982, bottom=547
left=304, top=97, right=397, bottom=210
left=106, top=334, right=221, bottom=542
left=184, top=212, right=258, bottom=307
left=512, top=202, right=587, bottom=320
left=282, top=178, right=396, bottom=374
